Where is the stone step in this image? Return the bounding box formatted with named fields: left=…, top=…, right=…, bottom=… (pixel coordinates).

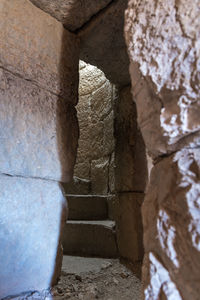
left=66, top=195, right=108, bottom=220
left=63, top=220, right=118, bottom=258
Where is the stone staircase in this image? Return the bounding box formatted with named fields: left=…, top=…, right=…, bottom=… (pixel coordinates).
left=63, top=194, right=118, bottom=258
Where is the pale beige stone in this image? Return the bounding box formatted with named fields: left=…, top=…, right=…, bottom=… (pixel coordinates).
left=125, top=0, right=200, bottom=157
left=0, top=0, right=79, bottom=102
left=125, top=1, right=200, bottom=298
left=74, top=62, right=114, bottom=189
left=90, top=81, right=113, bottom=122
left=0, top=68, right=78, bottom=182
left=79, top=63, right=107, bottom=96
left=142, top=149, right=200, bottom=300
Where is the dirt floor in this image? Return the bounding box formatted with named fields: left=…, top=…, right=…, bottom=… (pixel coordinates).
left=9, top=256, right=142, bottom=300
left=51, top=256, right=142, bottom=300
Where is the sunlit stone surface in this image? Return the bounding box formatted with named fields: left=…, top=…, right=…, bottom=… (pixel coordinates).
left=142, top=149, right=200, bottom=299
left=144, top=253, right=182, bottom=300
left=125, top=0, right=200, bottom=299
left=125, top=0, right=200, bottom=158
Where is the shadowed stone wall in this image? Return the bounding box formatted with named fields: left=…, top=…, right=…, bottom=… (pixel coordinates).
left=0, top=0, right=79, bottom=298
left=114, top=86, right=148, bottom=264
left=125, top=0, right=200, bottom=299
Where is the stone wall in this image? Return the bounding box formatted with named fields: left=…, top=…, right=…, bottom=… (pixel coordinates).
left=114, top=86, right=148, bottom=263
left=125, top=0, right=200, bottom=299
left=72, top=61, right=115, bottom=195
left=0, top=0, right=79, bottom=297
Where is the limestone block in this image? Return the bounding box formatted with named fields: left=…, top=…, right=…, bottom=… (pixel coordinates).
left=73, top=62, right=114, bottom=182
left=29, top=0, right=111, bottom=31
left=125, top=0, right=200, bottom=157
left=90, top=81, right=113, bottom=122
left=0, top=175, right=67, bottom=299
left=116, top=192, right=144, bottom=262
left=142, top=149, right=200, bottom=299
left=91, top=157, right=109, bottom=194
left=0, top=0, right=79, bottom=103
left=0, top=69, right=79, bottom=182
left=114, top=86, right=148, bottom=192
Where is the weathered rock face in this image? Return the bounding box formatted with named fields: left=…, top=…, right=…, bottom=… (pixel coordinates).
left=71, top=61, right=114, bottom=194
left=125, top=0, right=200, bottom=299
left=125, top=0, right=200, bottom=158
left=0, top=0, right=79, bottom=297
left=0, top=175, right=67, bottom=299
left=143, top=149, right=200, bottom=300
left=29, top=0, right=112, bottom=31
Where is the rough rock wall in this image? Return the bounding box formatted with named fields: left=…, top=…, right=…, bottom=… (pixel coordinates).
left=125, top=0, right=200, bottom=299
left=72, top=61, right=114, bottom=195
left=0, top=0, right=79, bottom=298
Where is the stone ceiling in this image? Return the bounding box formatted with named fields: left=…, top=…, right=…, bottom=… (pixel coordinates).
left=29, top=0, right=130, bottom=86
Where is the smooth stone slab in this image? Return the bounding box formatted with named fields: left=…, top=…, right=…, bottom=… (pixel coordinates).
left=0, top=0, right=79, bottom=102
left=0, top=174, right=67, bottom=299
left=0, top=68, right=79, bottom=182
